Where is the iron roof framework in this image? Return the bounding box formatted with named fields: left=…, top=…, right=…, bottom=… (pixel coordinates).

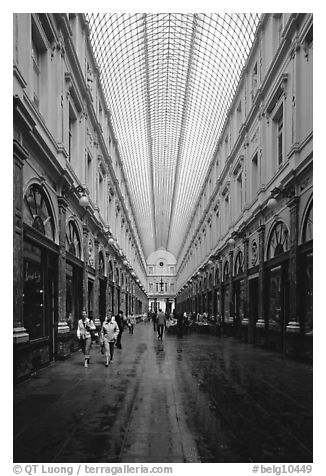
left=86, top=13, right=261, bottom=259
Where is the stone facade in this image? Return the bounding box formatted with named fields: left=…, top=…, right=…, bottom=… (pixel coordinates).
left=176, top=14, right=313, bottom=360
left=13, top=14, right=148, bottom=380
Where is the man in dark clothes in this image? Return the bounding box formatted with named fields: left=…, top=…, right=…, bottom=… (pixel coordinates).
left=156, top=309, right=166, bottom=340
left=177, top=312, right=184, bottom=338
left=152, top=311, right=157, bottom=332
left=115, top=309, right=124, bottom=349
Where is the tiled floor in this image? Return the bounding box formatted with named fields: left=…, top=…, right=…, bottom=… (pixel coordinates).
left=13, top=322, right=313, bottom=463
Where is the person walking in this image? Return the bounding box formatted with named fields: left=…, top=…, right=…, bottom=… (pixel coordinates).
left=177, top=312, right=185, bottom=338
left=128, top=313, right=136, bottom=335
left=77, top=309, right=96, bottom=367
left=152, top=311, right=157, bottom=332
left=157, top=309, right=166, bottom=340
left=101, top=314, right=120, bottom=366
left=115, top=310, right=124, bottom=349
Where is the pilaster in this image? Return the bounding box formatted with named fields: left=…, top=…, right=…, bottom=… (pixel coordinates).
left=242, top=237, right=250, bottom=326
left=57, top=196, right=70, bottom=333
left=105, top=251, right=112, bottom=315
left=286, top=196, right=301, bottom=333
left=82, top=222, right=89, bottom=312
left=56, top=195, right=70, bottom=359
left=13, top=139, right=29, bottom=343
left=256, top=225, right=266, bottom=330
left=228, top=248, right=234, bottom=323
left=93, top=237, right=100, bottom=327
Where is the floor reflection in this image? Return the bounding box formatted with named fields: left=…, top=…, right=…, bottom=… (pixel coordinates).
left=14, top=323, right=312, bottom=463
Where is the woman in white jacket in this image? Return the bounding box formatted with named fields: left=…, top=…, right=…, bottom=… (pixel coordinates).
left=77, top=310, right=96, bottom=367
left=101, top=314, right=120, bottom=366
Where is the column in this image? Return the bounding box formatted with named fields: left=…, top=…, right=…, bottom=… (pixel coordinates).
left=13, top=140, right=29, bottom=343
left=56, top=195, right=70, bottom=359
left=93, top=237, right=100, bottom=327
left=286, top=196, right=300, bottom=332
left=218, top=257, right=223, bottom=319
left=57, top=196, right=69, bottom=332
left=82, top=222, right=89, bottom=312
left=105, top=251, right=111, bottom=314
left=228, top=248, right=234, bottom=323
left=121, top=285, right=126, bottom=315
left=242, top=237, right=249, bottom=327
left=256, top=225, right=266, bottom=331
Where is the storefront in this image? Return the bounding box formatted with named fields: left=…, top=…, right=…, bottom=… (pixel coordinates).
left=233, top=249, right=246, bottom=339
left=265, top=221, right=290, bottom=352
left=248, top=272, right=259, bottom=343
left=298, top=199, right=313, bottom=359
left=22, top=184, right=58, bottom=368
left=65, top=220, right=83, bottom=331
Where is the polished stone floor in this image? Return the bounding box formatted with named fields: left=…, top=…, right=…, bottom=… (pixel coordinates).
left=13, top=322, right=313, bottom=463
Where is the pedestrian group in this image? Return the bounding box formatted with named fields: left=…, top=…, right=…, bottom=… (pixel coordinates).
left=76, top=308, right=131, bottom=368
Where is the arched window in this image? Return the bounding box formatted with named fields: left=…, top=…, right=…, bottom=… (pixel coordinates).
left=234, top=250, right=244, bottom=275
left=215, top=267, right=219, bottom=285
left=115, top=267, right=120, bottom=286
left=98, top=251, right=105, bottom=275
left=24, top=184, right=55, bottom=241
left=108, top=261, right=113, bottom=280
left=303, top=201, right=313, bottom=243
left=208, top=272, right=212, bottom=288
left=66, top=220, right=81, bottom=259
left=267, top=221, right=289, bottom=259
left=223, top=261, right=230, bottom=281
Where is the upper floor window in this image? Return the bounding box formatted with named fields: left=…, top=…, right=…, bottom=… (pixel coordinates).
left=251, top=152, right=258, bottom=198
left=277, top=114, right=283, bottom=166
left=98, top=171, right=104, bottom=211
left=87, top=153, right=93, bottom=197
left=31, top=39, right=40, bottom=107
left=224, top=194, right=230, bottom=231
left=251, top=62, right=258, bottom=100
left=31, top=14, right=49, bottom=112
left=278, top=14, right=284, bottom=44
left=68, top=104, right=77, bottom=164
left=236, top=173, right=243, bottom=216
left=236, top=100, right=242, bottom=132
left=272, top=105, right=284, bottom=168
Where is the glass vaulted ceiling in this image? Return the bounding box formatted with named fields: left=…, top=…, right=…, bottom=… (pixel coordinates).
left=86, top=13, right=261, bottom=260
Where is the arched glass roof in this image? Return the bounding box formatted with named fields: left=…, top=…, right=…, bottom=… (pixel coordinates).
left=86, top=13, right=261, bottom=259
